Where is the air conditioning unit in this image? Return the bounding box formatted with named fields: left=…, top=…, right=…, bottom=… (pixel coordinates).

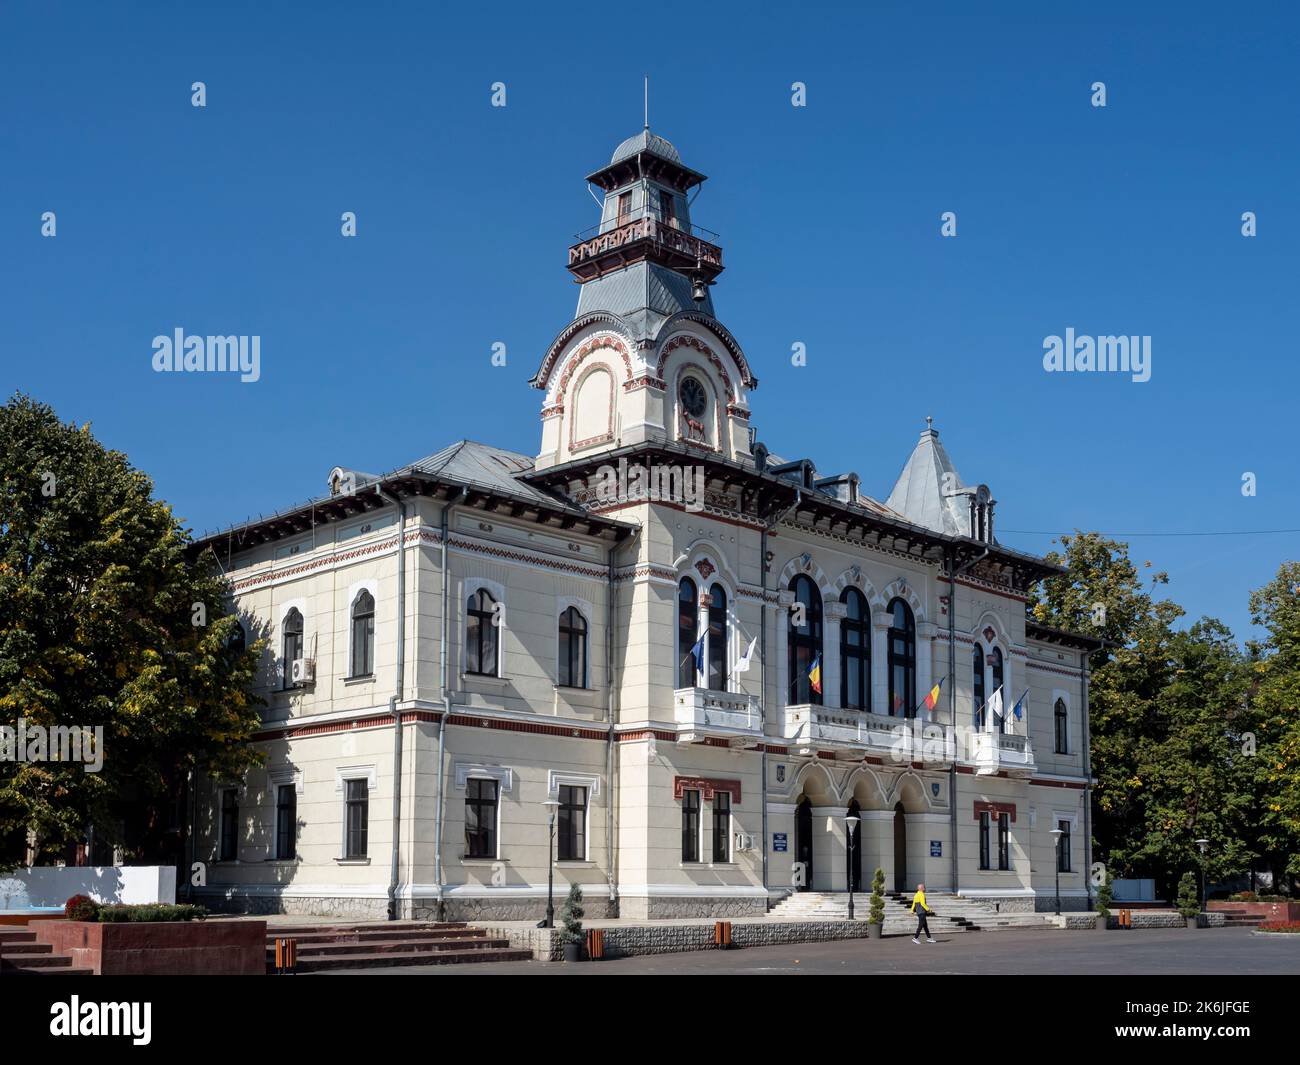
left=291, top=658, right=316, bottom=686
left=733, top=832, right=757, bottom=852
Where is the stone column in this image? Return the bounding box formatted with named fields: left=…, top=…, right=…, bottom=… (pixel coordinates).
left=822, top=600, right=847, bottom=709
left=871, top=610, right=891, bottom=715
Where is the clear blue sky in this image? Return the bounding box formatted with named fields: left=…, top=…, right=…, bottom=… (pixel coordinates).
left=2, top=0, right=1296, bottom=641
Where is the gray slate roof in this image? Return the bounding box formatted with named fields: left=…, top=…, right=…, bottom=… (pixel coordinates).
left=610, top=130, right=681, bottom=165
left=400, top=439, right=590, bottom=516
left=885, top=426, right=975, bottom=537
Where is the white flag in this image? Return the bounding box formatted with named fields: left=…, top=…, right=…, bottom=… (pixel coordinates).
left=986, top=687, right=1004, bottom=730
left=735, top=636, right=758, bottom=673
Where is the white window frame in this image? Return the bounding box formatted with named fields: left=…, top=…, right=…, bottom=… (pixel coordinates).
left=336, top=764, right=376, bottom=861
left=464, top=577, right=506, bottom=679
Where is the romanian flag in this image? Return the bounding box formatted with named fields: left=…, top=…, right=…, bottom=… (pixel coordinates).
left=808, top=654, right=822, bottom=695
left=923, top=676, right=944, bottom=712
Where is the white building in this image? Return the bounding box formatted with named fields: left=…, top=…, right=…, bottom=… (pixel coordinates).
left=193, top=128, right=1101, bottom=920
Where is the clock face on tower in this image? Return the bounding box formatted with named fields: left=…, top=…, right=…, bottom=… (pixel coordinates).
left=679, top=377, right=707, bottom=418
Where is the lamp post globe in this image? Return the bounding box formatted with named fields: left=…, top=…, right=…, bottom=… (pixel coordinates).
left=845, top=815, right=861, bottom=920
left=1050, top=827, right=1064, bottom=916
left=538, top=798, right=561, bottom=929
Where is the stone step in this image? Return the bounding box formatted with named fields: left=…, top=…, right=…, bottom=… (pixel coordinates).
left=272, top=947, right=533, bottom=972
left=266, top=926, right=485, bottom=945
left=267, top=936, right=511, bottom=959
left=0, top=943, right=54, bottom=955
left=0, top=952, right=75, bottom=969
left=0, top=930, right=37, bottom=943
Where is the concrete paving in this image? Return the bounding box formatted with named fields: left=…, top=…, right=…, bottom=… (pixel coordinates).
left=314, top=925, right=1300, bottom=975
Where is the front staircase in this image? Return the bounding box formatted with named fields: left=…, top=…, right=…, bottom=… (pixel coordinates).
left=264, top=921, right=532, bottom=972
left=0, top=928, right=93, bottom=975
left=767, top=891, right=1058, bottom=933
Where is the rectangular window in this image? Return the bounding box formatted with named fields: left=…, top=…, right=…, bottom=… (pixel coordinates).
left=344, top=779, right=368, bottom=859
left=1057, top=820, right=1072, bottom=873
left=997, top=812, right=1010, bottom=871
left=465, top=778, right=499, bottom=859
left=978, top=810, right=990, bottom=870
left=219, top=790, right=238, bottom=862
left=712, top=792, right=731, bottom=863
left=557, top=785, right=586, bottom=862
left=681, top=789, right=701, bottom=863
left=659, top=189, right=677, bottom=228
left=275, top=784, right=296, bottom=861
left=617, top=191, right=632, bottom=226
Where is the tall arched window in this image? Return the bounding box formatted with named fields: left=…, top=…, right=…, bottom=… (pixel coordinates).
left=991, top=647, right=1005, bottom=732
left=707, top=584, right=728, bottom=691
left=887, top=598, right=915, bottom=717
left=558, top=606, right=588, bottom=688
left=466, top=589, right=498, bottom=676
left=350, top=590, right=375, bottom=678
left=1054, top=698, right=1069, bottom=753
left=972, top=642, right=985, bottom=727
left=282, top=608, right=304, bottom=689
left=841, top=588, right=870, bottom=712
left=677, top=577, right=698, bottom=688
left=787, top=575, right=823, bottom=706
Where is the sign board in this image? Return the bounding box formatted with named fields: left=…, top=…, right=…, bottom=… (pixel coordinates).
left=773, top=833, right=788, bottom=852
left=930, top=840, right=942, bottom=858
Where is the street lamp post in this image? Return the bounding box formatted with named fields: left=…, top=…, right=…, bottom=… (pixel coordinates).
left=1196, top=838, right=1210, bottom=914
left=845, top=815, right=860, bottom=921
left=1050, top=827, right=1064, bottom=916
left=537, top=798, right=561, bottom=929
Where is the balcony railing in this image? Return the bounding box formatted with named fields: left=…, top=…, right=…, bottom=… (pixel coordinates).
left=780, top=705, right=955, bottom=764
left=568, top=213, right=723, bottom=273
left=673, top=688, right=761, bottom=747
left=966, top=730, right=1036, bottom=777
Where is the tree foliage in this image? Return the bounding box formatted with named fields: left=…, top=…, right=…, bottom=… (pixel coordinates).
left=0, top=394, right=263, bottom=866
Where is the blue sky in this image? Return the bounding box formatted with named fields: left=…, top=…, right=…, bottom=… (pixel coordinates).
left=2, top=0, right=1296, bottom=641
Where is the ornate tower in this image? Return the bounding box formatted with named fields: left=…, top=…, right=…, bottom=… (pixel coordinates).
left=530, top=129, right=757, bottom=473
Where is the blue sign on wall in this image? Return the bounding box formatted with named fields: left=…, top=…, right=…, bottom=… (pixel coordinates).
left=773, top=833, right=788, bottom=852
left=930, top=840, right=942, bottom=857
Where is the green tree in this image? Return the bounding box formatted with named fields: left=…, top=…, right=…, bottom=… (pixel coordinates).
left=0, top=394, right=263, bottom=869
left=1245, top=562, right=1300, bottom=888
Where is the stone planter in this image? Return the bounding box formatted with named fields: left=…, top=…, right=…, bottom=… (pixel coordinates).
left=562, top=940, right=582, bottom=963
left=1095, top=914, right=1109, bottom=931
left=34, top=919, right=265, bottom=975
left=1185, top=916, right=1199, bottom=929
left=866, top=923, right=882, bottom=940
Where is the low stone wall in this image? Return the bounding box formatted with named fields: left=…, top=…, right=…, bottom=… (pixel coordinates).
left=198, top=892, right=389, bottom=921
left=480, top=919, right=874, bottom=961
left=1047, top=913, right=1101, bottom=930
left=416, top=896, right=619, bottom=923
left=34, top=919, right=266, bottom=975
left=1101, top=911, right=1226, bottom=929
left=1210, top=900, right=1300, bottom=922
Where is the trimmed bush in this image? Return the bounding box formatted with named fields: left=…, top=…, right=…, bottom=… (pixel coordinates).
left=1176, top=872, right=1200, bottom=920
left=868, top=867, right=886, bottom=926
left=558, top=884, right=584, bottom=946
left=64, top=894, right=100, bottom=921
left=95, top=903, right=207, bottom=923
left=1095, top=870, right=1113, bottom=920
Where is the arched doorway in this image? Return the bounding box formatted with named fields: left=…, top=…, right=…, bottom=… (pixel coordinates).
left=847, top=799, right=863, bottom=892
left=795, top=798, right=813, bottom=891
left=893, top=802, right=907, bottom=893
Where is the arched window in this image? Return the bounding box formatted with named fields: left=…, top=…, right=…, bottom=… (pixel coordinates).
left=972, top=642, right=985, bottom=727
left=558, top=606, right=588, bottom=688
left=787, top=575, right=823, bottom=706
left=1054, top=698, right=1068, bottom=754
left=991, top=647, right=1005, bottom=732
left=707, top=584, right=728, bottom=691
left=841, top=588, right=870, bottom=712
left=887, top=598, right=915, bottom=717
left=350, top=590, right=375, bottom=678
left=282, top=608, right=304, bottom=689
left=677, top=577, right=698, bottom=689
left=466, top=589, right=498, bottom=676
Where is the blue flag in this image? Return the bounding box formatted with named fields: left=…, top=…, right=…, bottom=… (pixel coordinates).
left=690, top=635, right=706, bottom=677
left=1012, top=689, right=1029, bottom=721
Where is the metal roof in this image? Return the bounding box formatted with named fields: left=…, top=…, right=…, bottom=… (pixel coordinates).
left=885, top=426, right=974, bottom=537
left=610, top=130, right=682, bottom=165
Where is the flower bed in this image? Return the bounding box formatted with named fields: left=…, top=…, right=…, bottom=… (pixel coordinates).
left=1256, top=920, right=1300, bottom=934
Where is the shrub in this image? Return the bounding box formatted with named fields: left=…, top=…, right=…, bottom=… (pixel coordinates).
left=1095, top=870, right=1113, bottom=920
left=95, top=904, right=207, bottom=923
left=868, top=867, right=886, bottom=926
left=558, top=884, right=584, bottom=946
left=1176, top=872, right=1200, bottom=919
left=1229, top=891, right=1257, bottom=902
left=64, top=894, right=100, bottom=922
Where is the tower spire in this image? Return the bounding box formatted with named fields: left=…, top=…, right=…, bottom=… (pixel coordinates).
left=644, top=75, right=649, bottom=130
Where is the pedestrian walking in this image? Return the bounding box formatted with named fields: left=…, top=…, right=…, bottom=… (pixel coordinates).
left=910, top=882, right=936, bottom=944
